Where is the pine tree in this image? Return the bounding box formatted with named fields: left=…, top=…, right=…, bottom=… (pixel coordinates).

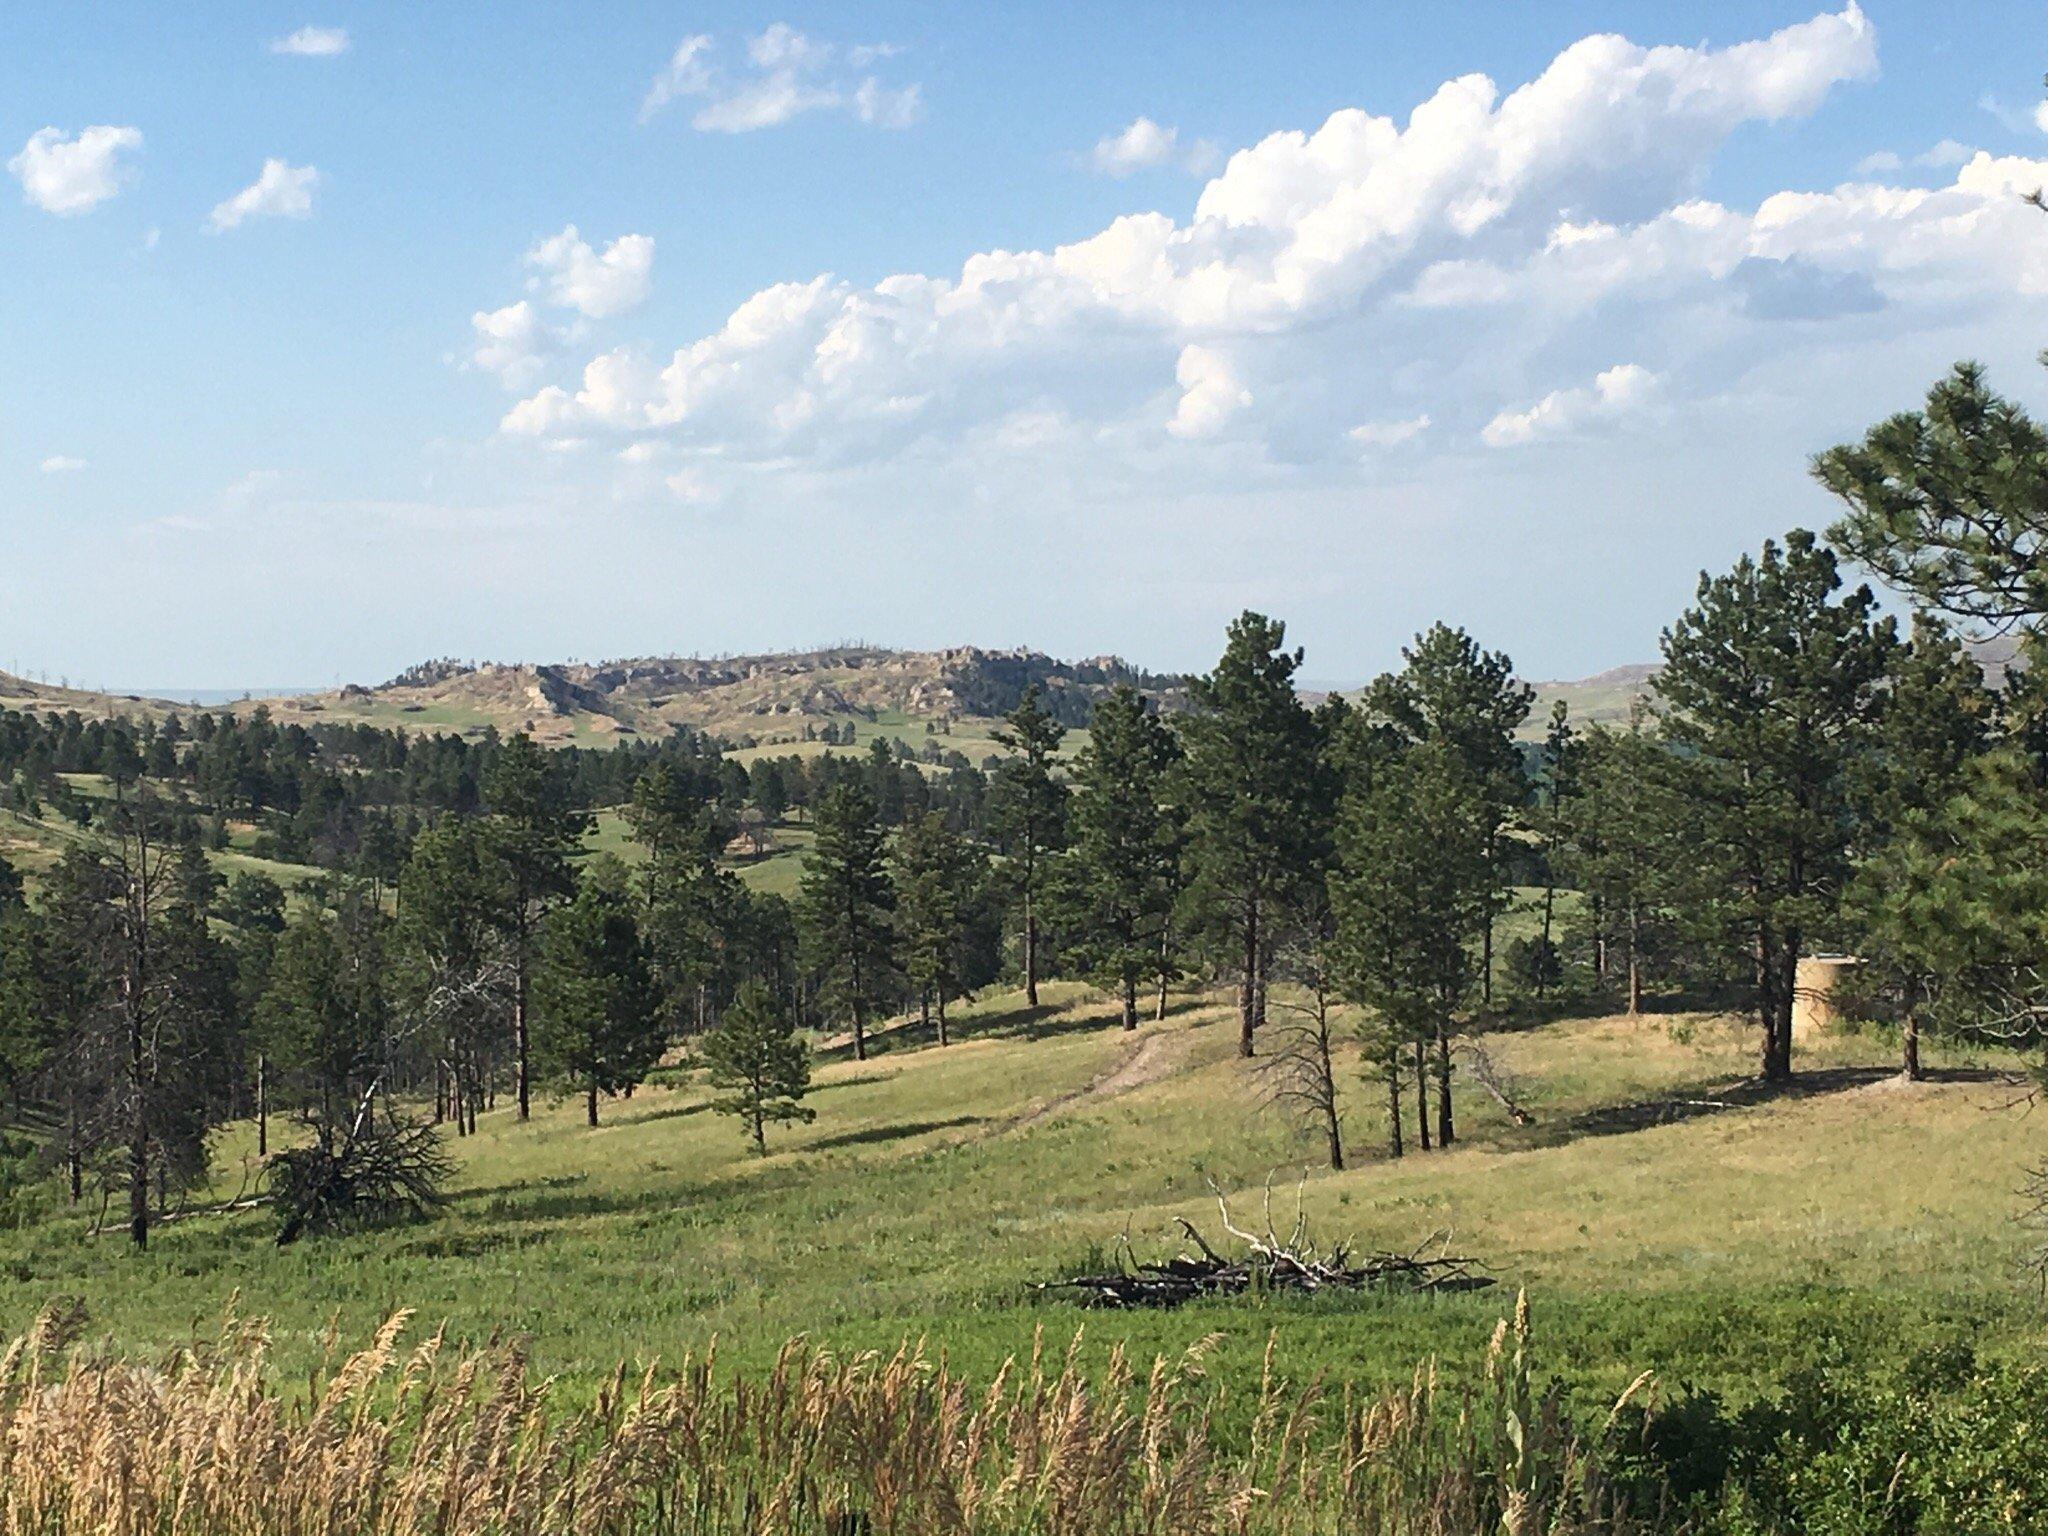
left=894, top=812, right=986, bottom=1044
left=628, top=761, right=732, bottom=1034
left=398, top=817, right=512, bottom=1136
left=1363, top=624, right=1532, bottom=1006
left=1847, top=750, right=2048, bottom=1080
left=1181, top=613, right=1324, bottom=1057
left=1331, top=738, right=1491, bottom=1151
left=258, top=890, right=390, bottom=1140
left=702, top=979, right=814, bottom=1153
left=1559, top=708, right=1674, bottom=1016
left=988, top=685, right=1067, bottom=1008
left=1653, top=531, right=1898, bottom=1081
left=535, top=865, right=664, bottom=1125
left=796, top=782, right=897, bottom=1061
left=1063, top=686, right=1182, bottom=1030
left=1816, top=361, right=2048, bottom=629
left=483, top=735, right=588, bottom=1121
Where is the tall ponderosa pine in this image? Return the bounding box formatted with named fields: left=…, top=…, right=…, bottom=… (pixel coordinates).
left=397, top=817, right=512, bottom=1136
left=1331, top=737, right=1491, bottom=1152
left=1063, top=686, right=1182, bottom=1030
left=1532, top=701, right=1579, bottom=1000
left=702, top=980, right=814, bottom=1153
left=1816, top=361, right=2048, bottom=630
left=1364, top=624, right=1532, bottom=1005
left=483, top=735, right=588, bottom=1121
left=1653, top=531, right=1897, bottom=1081
left=988, top=685, right=1067, bottom=1008
left=1846, top=751, right=2048, bottom=1080
left=627, top=761, right=733, bottom=1033
left=258, top=889, right=391, bottom=1140
left=1560, top=708, right=1673, bottom=1016
left=894, top=812, right=986, bottom=1045
left=796, top=782, right=897, bottom=1062
left=534, top=865, right=664, bottom=1125
left=1182, top=612, right=1323, bottom=1057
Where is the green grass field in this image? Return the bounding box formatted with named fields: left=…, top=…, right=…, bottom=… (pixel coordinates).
left=3, top=979, right=2040, bottom=1418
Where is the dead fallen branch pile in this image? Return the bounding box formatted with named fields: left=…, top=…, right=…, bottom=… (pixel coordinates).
left=1041, top=1177, right=1494, bottom=1308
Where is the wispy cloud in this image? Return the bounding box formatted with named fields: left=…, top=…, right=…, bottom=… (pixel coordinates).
left=39, top=455, right=87, bottom=474
left=639, top=23, right=921, bottom=133
left=270, top=25, right=348, bottom=57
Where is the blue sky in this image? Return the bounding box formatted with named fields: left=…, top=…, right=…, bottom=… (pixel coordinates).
left=6, top=3, right=2047, bottom=690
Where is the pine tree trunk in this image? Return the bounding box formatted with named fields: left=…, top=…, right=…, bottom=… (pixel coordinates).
left=1024, top=877, right=1039, bottom=1008
left=1237, top=896, right=1259, bottom=1058
left=1481, top=910, right=1494, bottom=1007
left=256, top=1053, right=268, bottom=1156
left=852, top=994, right=867, bottom=1062
left=1901, top=1007, right=1923, bottom=1082
left=67, top=1106, right=81, bottom=1204
left=587, top=1082, right=599, bottom=1127
left=1414, top=1039, right=1431, bottom=1152
left=124, top=841, right=151, bottom=1251
left=1626, top=901, right=1643, bottom=1017
left=920, top=987, right=932, bottom=1038
left=515, top=906, right=532, bottom=1121
left=936, top=989, right=949, bottom=1047
left=1385, top=1051, right=1404, bottom=1159
left=1434, top=1021, right=1454, bottom=1148
left=1155, top=929, right=1171, bottom=1020
left=1121, top=971, right=1138, bottom=1032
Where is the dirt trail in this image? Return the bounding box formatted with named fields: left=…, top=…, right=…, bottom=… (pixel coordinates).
left=1000, top=1029, right=1182, bottom=1134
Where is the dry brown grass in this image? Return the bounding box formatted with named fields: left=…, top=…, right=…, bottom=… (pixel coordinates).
left=0, top=1294, right=1661, bottom=1535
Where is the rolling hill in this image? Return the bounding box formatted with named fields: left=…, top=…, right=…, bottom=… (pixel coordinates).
left=0, top=647, right=1192, bottom=749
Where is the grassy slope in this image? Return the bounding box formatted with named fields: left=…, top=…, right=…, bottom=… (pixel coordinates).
left=2, top=982, right=2039, bottom=1411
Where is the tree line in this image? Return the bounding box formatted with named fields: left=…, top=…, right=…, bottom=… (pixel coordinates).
left=2, top=359, right=2045, bottom=1242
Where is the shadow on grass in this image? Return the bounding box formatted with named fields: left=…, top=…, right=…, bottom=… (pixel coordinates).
left=1498, top=1064, right=2011, bottom=1151
left=800, top=1115, right=984, bottom=1153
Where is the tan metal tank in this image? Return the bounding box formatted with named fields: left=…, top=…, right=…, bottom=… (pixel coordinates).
left=1792, top=955, right=1862, bottom=1041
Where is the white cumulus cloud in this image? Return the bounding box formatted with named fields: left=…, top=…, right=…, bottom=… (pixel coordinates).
left=1483, top=364, right=1660, bottom=447
left=269, top=25, right=348, bottom=57
left=9, top=125, right=142, bottom=215
left=1090, top=118, right=1218, bottom=177
left=1349, top=414, right=1432, bottom=447
left=639, top=24, right=921, bottom=132
left=497, top=2, right=2047, bottom=508
left=1168, top=345, right=1251, bottom=438
left=470, top=301, right=567, bottom=388
left=39, top=455, right=87, bottom=474
left=527, top=226, right=654, bottom=318
left=208, top=159, right=319, bottom=231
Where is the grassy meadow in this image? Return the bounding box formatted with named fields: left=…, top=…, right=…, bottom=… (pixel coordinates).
left=2, top=977, right=2039, bottom=1421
